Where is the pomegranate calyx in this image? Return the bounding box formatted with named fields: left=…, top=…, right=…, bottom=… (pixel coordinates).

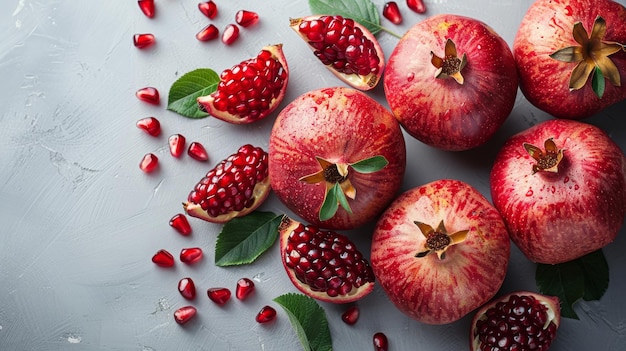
left=430, top=38, right=467, bottom=84
left=414, top=220, right=468, bottom=260
left=550, top=16, right=625, bottom=97
left=523, top=138, right=565, bottom=174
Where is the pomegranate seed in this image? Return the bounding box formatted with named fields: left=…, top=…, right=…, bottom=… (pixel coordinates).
left=180, top=247, right=203, bottom=264
left=152, top=249, right=175, bottom=267
left=178, top=277, right=197, bottom=300
left=407, top=0, right=426, bottom=14
left=174, top=306, right=197, bottom=325
left=198, top=1, right=218, bottom=19
left=133, top=33, right=155, bottom=49
left=383, top=2, right=403, bottom=25
left=136, top=117, right=161, bottom=137
left=136, top=87, right=160, bottom=104
left=139, top=153, right=158, bottom=173
left=168, top=134, right=186, bottom=158
left=196, top=24, right=219, bottom=42
left=235, top=10, right=259, bottom=27
left=255, top=305, right=277, bottom=323
left=137, top=0, right=155, bottom=18
left=169, top=213, right=192, bottom=235
left=373, top=332, right=389, bottom=351
left=341, top=305, right=360, bottom=325
left=207, top=287, right=231, bottom=305
left=235, top=278, right=255, bottom=300
left=222, top=24, right=240, bottom=45
left=188, top=142, right=209, bottom=161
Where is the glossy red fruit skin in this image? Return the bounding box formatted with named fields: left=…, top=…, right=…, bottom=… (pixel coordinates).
left=269, top=87, right=406, bottom=230
left=138, top=0, right=155, bottom=18
left=136, top=117, right=161, bottom=137
left=490, top=119, right=626, bottom=264
left=198, top=1, right=217, bottom=19
left=255, top=305, right=277, bottom=323
left=513, top=0, right=626, bottom=119
left=196, top=24, right=219, bottom=41
left=371, top=179, right=510, bottom=325
left=383, top=2, right=403, bottom=25
left=139, top=153, right=158, bottom=173
left=222, top=24, right=240, bottom=45
left=152, top=249, right=175, bottom=267
left=235, top=278, right=255, bottom=300
left=178, top=277, right=197, bottom=300
left=174, top=306, right=197, bottom=325
left=235, top=10, right=259, bottom=27
left=169, top=213, right=192, bottom=236
left=136, top=87, right=160, bottom=104
left=133, top=33, right=155, bottom=49
left=187, top=142, right=209, bottom=161
left=384, top=14, right=518, bottom=151
left=406, top=0, right=426, bottom=14
left=373, top=332, right=388, bottom=351
left=180, top=247, right=203, bottom=264
left=207, top=287, right=231, bottom=305
left=168, top=134, right=186, bottom=158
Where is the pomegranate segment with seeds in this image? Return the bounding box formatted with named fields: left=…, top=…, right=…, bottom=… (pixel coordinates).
left=137, top=0, right=155, bottom=18
left=197, top=44, right=288, bottom=124
left=152, top=249, right=175, bottom=267
left=187, top=141, right=209, bottom=162
left=290, top=15, right=384, bottom=90
left=235, top=278, right=255, bottom=300
left=169, top=213, right=192, bottom=236
left=136, top=117, right=161, bottom=137
left=278, top=216, right=376, bottom=303
left=207, top=287, right=231, bottom=305
left=235, top=10, right=259, bottom=27
left=168, top=134, right=186, bottom=158
left=255, top=305, right=277, bottom=323
left=178, top=277, right=197, bottom=300
left=184, top=144, right=271, bottom=223
left=180, top=247, right=203, bottom=264
left=407, top=0, right=426, bottom=14
left=136, top=87, right=160, bottom=104
left=383, top=2, right=403, bottom=24
left=133, top=33, right=155, bottom=49
left=198, top=1, right=217, bottom=19
left=221, top=24, right=240, bottom=45
left=174, top=306, right=197, bottom=325
left=196, top=24, right=219, bottom=42
left=139, top=153, right=158, bottom=173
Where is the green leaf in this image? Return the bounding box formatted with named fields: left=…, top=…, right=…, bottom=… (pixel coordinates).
left=309, top=0, right=382, bottom=35
left=350, top=155, right=388, bottom=173
left=167, top=68, right=218, bottom=118
left=576, top=250, right=609, bottom=301
left=592, top=65, right=605, bottom=99
left=319, top=184, right=339, bottom=222
left=334, top=183, right=352, bottom=215
left=214, top=211, right=282, bottom=266
left=273, top=293, right=333, bottom=351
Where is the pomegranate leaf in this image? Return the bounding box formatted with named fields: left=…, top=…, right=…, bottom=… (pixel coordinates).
left=535, top=249, right=609, bottom=319
left=273, top=293, right=332, bottom=351
left=592, top=66, right=605, bottom=99
left=214, top=211, right=283, bottom=266
left=309, top=0, right=382, bottom=35
left=167, top=68, right=218, bottom=118
left=320, top=184, right=340, bottom=221
left=350, top=155, right=388, bottom=173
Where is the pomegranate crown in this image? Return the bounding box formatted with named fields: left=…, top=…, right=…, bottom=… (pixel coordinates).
left=523, top=138, right=565, bottom=175
left=414, top=220, right=468, bottom=260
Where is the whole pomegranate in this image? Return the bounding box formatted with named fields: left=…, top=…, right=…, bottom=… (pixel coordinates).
left=490, top=119, right=626, bottom=264
left=513, top=0, right=626, bottom=119
left=370, top=179, right=510, bottom=325
left=470, top=291, right=561, bottom=351
left=268, top=86, right=406, bottom=230
left=384, top=14, right=518, bottom=151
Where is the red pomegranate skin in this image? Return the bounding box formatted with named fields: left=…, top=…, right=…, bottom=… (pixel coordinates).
left=371, top=179, right=510, bottom=325
left=490, top=119, right=626, bottom=264
left=384, top=14, right=518, bottom=151
left=514, top=0, right=626, bottom=120
left=269, top=87, right=406, bottom=230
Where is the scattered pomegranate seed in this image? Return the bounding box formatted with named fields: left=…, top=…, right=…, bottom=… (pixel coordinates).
left=187, top=142, right=209, bottom=161
left=255, top=305, right=277, bottom=323
left=341, top=305, right=360, bottom=325
left=222, top=24, right=240, bottom=45
left=198, top=1, right=218, bottom=19
left=137, top=0, right=155, bottom=18
left=152, top=249, right=175, bottom=267
left=373, top=332, right=389, bottom=351
left=235, top=10, right=259, bottom=27
left=180, top=247, right=203, bottom=264
left=174, top=305, right=197, bottom=325
left=207, top=287, right=231, bottom=305
left=168, top=134, right=186, bottom=158
left=139, top=153, right=159, bottom=173
left=406, top=0, right=426, bottom=14
left=169, top=213, right=192, bottom=236
left=136, top=117, right=161, bottom=137
left=196, top=24, right=220, bottom=42
left=133, top=33, right=156, bottom=49
left=136, top=87, right=160, bottom=104
left=235, top=278, right=255, bottom=300
left=178, top=277, right=197, bottom=300
left=383, top=2, right=403, bottom=24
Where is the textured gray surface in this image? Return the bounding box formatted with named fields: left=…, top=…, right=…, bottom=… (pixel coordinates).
left=1, top=0, right=625, bottom=350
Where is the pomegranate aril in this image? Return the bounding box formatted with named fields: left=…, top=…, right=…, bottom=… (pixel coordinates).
left=140, top=153, right=159, bottom=173
left=138, top=0, right=155, bottom=18
left=168, top=134, right=186, bottom=158
left=373, top=332, right=389, bottom=351
left=235, top=10, right=259, bottom=27
left=255, top=305, right=277, bottom=323
left=180, top=247, right=203, bottom=264
left=169, top=213, right=192, bottom=236
left=207, top=287, right=231, bottom=305
left=235, top=277, right=255, bottom=300
left=341, top=305, right=360, bottom=325
left=136, top=117, right=161, bottom=137
left=198, top=1, right=218, bottom=19
left=178, top=277, right=197, bottom=300
left=133, top=33, right=155, bottom=49
left=406, top=0, right=426, bottom=14
left=152, top=249, right=175, bottom=267
left=136, top=87, right=160, bottom=104
left=383, top=2, right=403, bottom=24
left=174, top=306, right=197, bottom=325
left=222, top=24, right=240, bottom=45
left=196, top=24, right=219, bottom=42
left=188, top=142, right=209, bottom=161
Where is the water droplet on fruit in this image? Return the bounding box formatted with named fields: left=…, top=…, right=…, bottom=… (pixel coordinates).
left=564, top=176, right=570, bottom=183
left=406, top=72, right=415, bottom=82
left=574, top=184, right=579, bottom=190
left=526, top=189, right=533, bottom=197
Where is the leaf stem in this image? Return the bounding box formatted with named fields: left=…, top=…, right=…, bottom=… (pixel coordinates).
left=380, top=25, right=402, bottom=39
